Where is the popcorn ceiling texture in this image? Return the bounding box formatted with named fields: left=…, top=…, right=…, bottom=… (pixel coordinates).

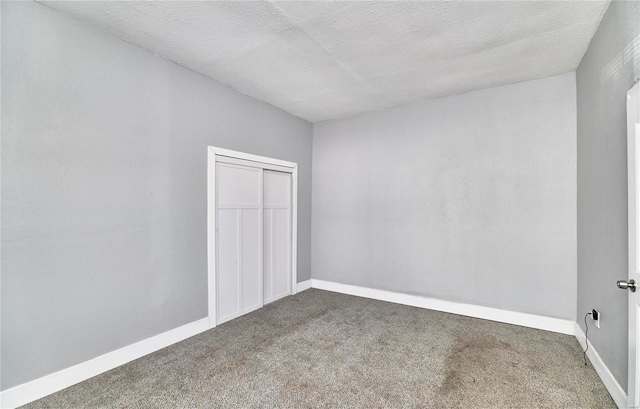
left=41, top=1, right=610, bottom=123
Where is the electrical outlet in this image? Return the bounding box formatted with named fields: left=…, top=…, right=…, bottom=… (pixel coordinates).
left=592, top=309, right=600, bottom=328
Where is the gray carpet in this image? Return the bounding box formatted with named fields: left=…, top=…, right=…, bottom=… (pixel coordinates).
left=24, top=289, right=615, bottom=408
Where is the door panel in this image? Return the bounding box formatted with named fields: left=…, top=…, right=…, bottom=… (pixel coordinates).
left=216, top=163, right=262, bottom=324
left=264, top=170, right=292, bottom=304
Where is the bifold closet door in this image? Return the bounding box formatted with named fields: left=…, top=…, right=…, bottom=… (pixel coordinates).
left=216, top=163, right=262, bottom=324
left=263, top=170, right=292, bottom=304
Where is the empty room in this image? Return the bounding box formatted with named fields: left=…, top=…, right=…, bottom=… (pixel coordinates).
left=2, top=0, right=640, bottom=408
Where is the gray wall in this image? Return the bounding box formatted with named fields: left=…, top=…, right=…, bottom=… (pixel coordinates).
left=1, top=1, right=312, bottom=390
left=313, top=73, right=577, bottom=320
left=576, top=0, right=640, bottom=393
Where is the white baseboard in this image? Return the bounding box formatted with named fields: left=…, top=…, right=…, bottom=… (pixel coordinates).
left=2, top=283, right=616, bottom=409
left=310, top=279, right=576, bottom=335
left=575, top=324, right=627, bottom=409
left=308, top=280, right=625, bottom=406
left=296, top=279, right=312, bottom=293
left=0, top=318, right=210, bottom=409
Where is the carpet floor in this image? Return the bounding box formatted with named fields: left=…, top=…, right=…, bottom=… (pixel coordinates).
left=24, top=289, right=615, bottom=408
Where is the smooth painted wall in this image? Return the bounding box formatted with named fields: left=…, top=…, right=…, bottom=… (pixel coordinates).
left=313, top=73, right=577, bottom=321
left=1, top=1, right=312, bottom=390
left=576, top=0, right=640, bottom=393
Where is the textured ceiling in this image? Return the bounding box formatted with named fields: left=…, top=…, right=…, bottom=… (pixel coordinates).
left=41, top=1, right=610, bottom=123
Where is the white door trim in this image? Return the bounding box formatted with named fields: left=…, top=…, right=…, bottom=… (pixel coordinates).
left=207, top=146, right=298, bottom=329
left=212, top=147, right=297, bottom=168
left=627, top=80, right=640, bottom=408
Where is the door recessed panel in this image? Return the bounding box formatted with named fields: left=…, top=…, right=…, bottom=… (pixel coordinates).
left=264, top=171, right=291, bottom=207
left=217, top=164, right=261, bottom=206
left=273, top=208, right=291, bottom=299
left=263, top=209, right=274, bottom=304
left=217, top=209, right=240, bottom=322
left=242, top=208, right=261, bottom=312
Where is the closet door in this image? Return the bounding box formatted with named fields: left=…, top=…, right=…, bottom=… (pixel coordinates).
left=263, top=170, right=292, bottom=304
left=216, top=163, right=263, bottom=324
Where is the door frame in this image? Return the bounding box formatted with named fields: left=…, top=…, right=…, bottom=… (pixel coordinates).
left=628, top=80, right=640, bottom=408
left=207, top=146, right=298, bottom=329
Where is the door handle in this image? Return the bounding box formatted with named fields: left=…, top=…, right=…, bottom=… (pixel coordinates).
left=617, top=279, right=636, bottom=292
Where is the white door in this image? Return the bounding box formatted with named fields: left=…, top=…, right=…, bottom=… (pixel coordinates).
left=626, top=81, right=640, bottom=408
left=263, top=170, right=292, bottom=304
left=216, top=163, right=263, bottom=324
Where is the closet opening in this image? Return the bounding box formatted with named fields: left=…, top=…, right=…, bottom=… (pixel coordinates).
left=207, top=147, right=298, bottom=328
